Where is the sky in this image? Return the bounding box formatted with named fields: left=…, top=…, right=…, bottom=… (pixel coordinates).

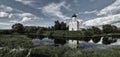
left=0, top=0, right=120, bottom=29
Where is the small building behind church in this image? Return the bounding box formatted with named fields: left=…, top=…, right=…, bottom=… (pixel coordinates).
left=69, top=14, right=79, bottom=31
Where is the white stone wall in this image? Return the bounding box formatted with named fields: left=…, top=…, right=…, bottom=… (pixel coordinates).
left=69, top=17, right=79, bottom=31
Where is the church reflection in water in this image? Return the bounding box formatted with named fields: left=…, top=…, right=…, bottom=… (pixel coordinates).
left=32, top=36, right=118, bottom=48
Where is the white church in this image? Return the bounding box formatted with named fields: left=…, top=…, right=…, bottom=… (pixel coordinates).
left=69, top=14, right=80, bottom=31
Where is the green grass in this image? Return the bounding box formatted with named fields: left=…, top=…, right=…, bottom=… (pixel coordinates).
left=1, top=45, right=120, bottom=57
left=0, top=35, right=33, bottom=48
left=0, top=35, right=120, bottom=57
left=30, top=46, right=120, bottom=57
left=43, top=31, right=85, bottom=39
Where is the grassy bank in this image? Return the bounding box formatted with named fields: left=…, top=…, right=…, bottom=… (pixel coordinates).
left=0, top=35, right=120, bottom=57
left=41, top=31, right=120, bottom=39
left=43, top=31, right=85, bottom=38
left=0, top=35, right=33, bottom=48
left=0, top=46, right=120, bottom=57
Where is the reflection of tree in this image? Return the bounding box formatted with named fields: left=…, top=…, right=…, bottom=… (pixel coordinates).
left=92, top=37, right=101, bottom=43
left=83, top=37, right=91, bottom=42
left=102, top=37, right=117, bottom=45
left=54, top=39, right=66, bottom=46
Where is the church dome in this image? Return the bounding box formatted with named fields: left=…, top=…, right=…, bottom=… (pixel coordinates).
left=72, top=14, right=77, bottom=17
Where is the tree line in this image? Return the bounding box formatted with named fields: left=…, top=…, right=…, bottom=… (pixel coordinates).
left=0, top=20, right=120, bottom=36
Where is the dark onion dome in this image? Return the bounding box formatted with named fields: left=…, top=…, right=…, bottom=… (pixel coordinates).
left=72, top=14, right=77, bottom=17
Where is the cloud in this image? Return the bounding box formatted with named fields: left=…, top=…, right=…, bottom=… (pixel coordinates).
left=18, top=13, right=34, bottom=17
left=0, top=5, right=13, bottom=18
left=0, top=5, right=41, bottom=24
left=83, top=14, right=120, bottom=26
left=10, top=13, right=40, bottom=23
left=77, top=10, right=98, bottom=15
left=42, top=1, right=70, bottom=20
left=9, top=20, right=18, bottom=23
left=15, top=0, right=35, bottom=5
left=18, top=13, right=39, bottom=22
left=0, top=5, right=13, bottom=12
left=0, top=12, right=9, bottom=18
left=0, top=12, right=12, bottom=18
left=83, top=0, right=120, bottom=27
left=97, top=0, right=120, bottom=16
left=0, top=22, right=11, bottom=25
left=21, top=17, right=32, bottom=22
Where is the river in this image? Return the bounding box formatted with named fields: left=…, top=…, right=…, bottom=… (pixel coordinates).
left=31, top=36, right=120, bottom=48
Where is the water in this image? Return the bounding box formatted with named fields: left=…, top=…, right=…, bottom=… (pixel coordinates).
left=31, top=36, right=120, bottom=48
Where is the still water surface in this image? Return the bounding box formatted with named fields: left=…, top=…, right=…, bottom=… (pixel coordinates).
left=32, top=37, right=120, bottom=48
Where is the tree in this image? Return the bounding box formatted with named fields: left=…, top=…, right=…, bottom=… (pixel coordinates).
left=84, top=29, right=94, bottom=36
left=102, top=24, right=117, bottom=34
left=53, top=20, right=68, bottom=30
left=12, top=23, right=24, bottom=33
left=91, top=26, right=102, bottom=35
left=54, top=20, right=61, bottom=30
left=61, top=22, right=67, bottom=30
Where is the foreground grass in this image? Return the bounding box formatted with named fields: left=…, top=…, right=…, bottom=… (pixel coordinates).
left=0, top=35, right=120, bottom=57
left=0, top=46, right=120, bottom=57
left=30, top=46, right=120, bottom=57
left=0, top=35, right=33, bottom=48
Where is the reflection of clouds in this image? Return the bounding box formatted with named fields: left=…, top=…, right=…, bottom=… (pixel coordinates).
left=41, top=38, right=54, bottom=45
left=110, top=39, right=120, bottom=45
left=97, top=37, right=103, bottom=44
left=32, top=39, right=40, bottom=45
left=32, top=37, right=54, bottom=45
left=89, top=39, right=94, bottom=43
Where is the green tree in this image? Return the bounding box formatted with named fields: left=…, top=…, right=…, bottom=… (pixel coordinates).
left=102, top=24, right=117, bottom=34
left=84, top=29, right=94, bottom=36
left=12, top=23, right=24, bottom=33
left=54, top=20, right=61, bottom=30
left=61, top=22, right=67, bottom=30
left=91, top=26, right=102, bottom=35
left=53, top=20, right=68, bottom=30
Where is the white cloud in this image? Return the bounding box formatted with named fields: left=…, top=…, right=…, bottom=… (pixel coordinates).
left=77, top=19, right=83, bottom=24
left=0, top=12, right=12, bottom=18
left=18, top=13, right=33, bottom=17
left=15, top=0, right=35, bottom=5
left=42, top=1, right=70, bottom=20
left=97, top=0, right=120, bottom=16
left=77, top=10, right=98, bottom=15
left=18, top=13, right=39, bottom=22
left=83, top=0, right=120, bottom=27
left=0, top=5, right=13, bottom=18
left=21, top=17, right=32, bottom=22
left=0, top=5, right=13, bottom=12
left=9, top=20, right=18, bottom=23
left=0, top=22, right=11, bottom=25
left=83, top=14, right=120, bottom=26
left=10, top=13, right=40, bottom=23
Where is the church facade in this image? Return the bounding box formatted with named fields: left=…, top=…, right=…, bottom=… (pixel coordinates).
left=69, top=14, right=79, bottom=31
